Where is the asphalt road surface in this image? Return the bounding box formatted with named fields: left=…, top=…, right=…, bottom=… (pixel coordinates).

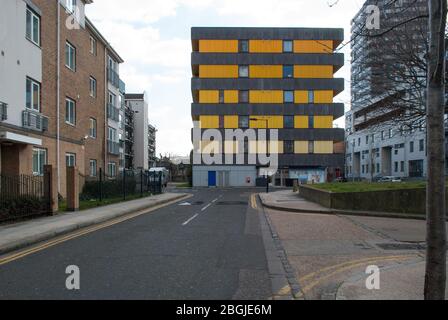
left=0, top=188, right=271, bottom=300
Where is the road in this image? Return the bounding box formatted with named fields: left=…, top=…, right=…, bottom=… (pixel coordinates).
left=0, top=188, right=272, bottom=300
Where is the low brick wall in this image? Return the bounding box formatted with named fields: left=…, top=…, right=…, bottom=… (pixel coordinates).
left=299, top=185, right=436, bottom=215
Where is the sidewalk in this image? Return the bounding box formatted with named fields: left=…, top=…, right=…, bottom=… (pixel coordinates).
left=259, top=190, right=427, bottom=220
left=0, top=193, right=189, bottom=255
left=336, top=258, right=448, bottom=300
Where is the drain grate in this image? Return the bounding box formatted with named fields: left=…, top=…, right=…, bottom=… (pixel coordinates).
left=376, top=243, right=426, bottom=250
left=216, top=201, right=248, bottom=206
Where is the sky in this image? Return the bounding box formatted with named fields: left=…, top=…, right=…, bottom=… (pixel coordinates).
left=86, top=0, right=366, bottom=157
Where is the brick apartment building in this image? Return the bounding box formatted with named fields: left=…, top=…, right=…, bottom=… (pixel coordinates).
left=0, top=0, right=123, bottom=196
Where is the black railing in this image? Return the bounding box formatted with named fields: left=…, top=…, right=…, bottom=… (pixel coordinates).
left=107, top=68, right=120, bottom=88
left=22, top=110, right=49, bottom=131
left=0, top=102, right=7, bottom=121
left=80, top=168, right=163, bottom=202
left=107, top=103, right=120, bottom=122
left=0, top=174, right=49, bottom=223
left=107, top=140, right=120, bottom=155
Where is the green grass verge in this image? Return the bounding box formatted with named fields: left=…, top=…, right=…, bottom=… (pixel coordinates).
left=59, top=194, right=150, bottom=212
left=308, top=181, right=427, bottom=193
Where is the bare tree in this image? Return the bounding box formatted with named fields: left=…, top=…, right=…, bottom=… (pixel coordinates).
left=425, top=0, right=447, bottom=300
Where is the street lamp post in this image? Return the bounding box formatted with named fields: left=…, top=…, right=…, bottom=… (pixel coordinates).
left=250, top=118, right=269, bottom=193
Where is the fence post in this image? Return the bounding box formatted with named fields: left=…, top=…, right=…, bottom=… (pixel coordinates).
left=140, top=169, right=143, bottom=197
left=123, top=169, right=126, bottom=200
left=99, top=168, right=103, bottom=202
left=44, top=165, right=58, bottom=214
left=66, top=166, right=79, bottom=212
left=159, top=172, right=162, bottom=194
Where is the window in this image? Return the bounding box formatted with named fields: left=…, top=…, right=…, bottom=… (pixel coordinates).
left=66, top=0, right=77, bottom=13
left=388, top=128, right=393, bottom=138
left=89, top=36, right=97, bottom=55
left=284, top=91, right=294, bottom=103
left=65, top=98, right=76, bottom=125
left=108, top=127, right=117, bottom=141
left=89, top=76, right=97, bottom=97
left=394, top=161, right=399, bottom=172
left=283, top=40, right=293, bottom=53
left=377, top=163, right=380, bottom=173
left=284, top=115, right=294, bottom=129
left=26, top=7, right=40, bottom=46
left=89, top=118, right=97, bottom=138
left=419, top=139, right=425, bottom=152
left=32, top=148, right=46, bottom=176
left=308, top=91, right=315, bottom=103
left=219, top=90, right=224, bottom=104
left=284, top=141, right=294, bottom=154
left=308, top=141, right=314, bottom=154
left=66, top=153, right=76, bottom=167
left=239, top=116, right=249, bottom=128
left=366, top=135, right=369, bottom=144
left=26, top=77, right=40, bottom=111
left=239, top=40, right=248, bottom=53
left=410, top=141, right=414, bottom=153
left=65, top=42, right=76, bottom=70
left=366, top=164, right=369, bottom=174
left=283, top=65, right=293, bottom=78
left=89, top=160, right=97, bottom=177
left=401, top=161, right=405, bottom=172
left=108, top=162, right=117, bottom=177
left=309, top=116, right=314, bottom=129
left=358, top=138, right=361, bottom=146
left=381, top=131, right=385, bottom=140
left=239, top=90, right=249, bottom=103
left=108, top=91, right=116, bottom=107
left=239, top=65, right=249, bottom=78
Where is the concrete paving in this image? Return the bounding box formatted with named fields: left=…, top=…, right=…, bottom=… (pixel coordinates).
left=0, top=193, right=189, bottom=255
left=262, top=203, right=447, bottom=300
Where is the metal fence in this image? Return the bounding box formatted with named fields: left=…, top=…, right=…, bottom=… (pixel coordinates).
left=0, top=174, right=49, bottom=223
left=80, top=168, right=163, bottom=202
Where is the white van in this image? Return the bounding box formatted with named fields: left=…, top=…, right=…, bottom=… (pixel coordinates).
left=149, top=167, right=169, bottom=187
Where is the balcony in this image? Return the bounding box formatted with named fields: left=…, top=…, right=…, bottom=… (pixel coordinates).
left=107, top=103, right=120, bottom=122
left=0, top=102, right=7, bottom=121
left=107, top=140, right=120, bottom=155
left=22, top=110, right=48, bottom=132
left=107, top=68, right=120, bottom=89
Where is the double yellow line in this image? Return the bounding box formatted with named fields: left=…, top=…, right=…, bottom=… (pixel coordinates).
left=250, top=194, right=258, bottom=209
left=0, top=195, right=192, bottom=267
left=296, top=254, right=419, bottom=298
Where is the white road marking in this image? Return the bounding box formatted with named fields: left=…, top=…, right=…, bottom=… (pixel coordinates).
left=182, top=214, right=199, bottom=226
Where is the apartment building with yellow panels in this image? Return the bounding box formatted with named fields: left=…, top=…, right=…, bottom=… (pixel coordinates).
left=191, top=27, right=345, bottom=187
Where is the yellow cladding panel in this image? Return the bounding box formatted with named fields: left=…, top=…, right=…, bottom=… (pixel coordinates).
left=199, top=40, right=239, bottom=53
left=294, top=65, right=333, bottom=78
left=314, top=116, right=333, bottom=128
left=224, top=141, right=239, bottom=154
left=249, top=91, right=283, bottom=103
left=269, top=141, right=283, bottom=154
left=314, top=141, right=334, bottom=154
left=315, top=90, right=334, bottom=103
left=199, top=65, right=239, bottom=78
left=295, top=141, right=309, bottom=154
left=250, top=116, right=283, bottom=129
left=294, top=40, right=334, bottom=53
left=249, top=65, right=283, bottom=78
left=201, top=140, right=220, bottom=154
left=294, top=116, right=309, bottom=129
left=224, top=90, right=239, bottom=103
left=199, top=90, right=219, bottom=103
left=295, top=91, right=309, bottom=103
left=249, top=40, right=283, bottom=53
left=224, top=116, right=238, bottom=129
left=199, top=115, right=219, bottom=129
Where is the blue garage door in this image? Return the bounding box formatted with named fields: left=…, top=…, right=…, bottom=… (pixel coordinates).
left=208, top=171, right=216, bottom=187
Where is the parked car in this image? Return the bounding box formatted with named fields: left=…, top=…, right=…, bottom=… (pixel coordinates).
left=378, top=176, right=402, bottom=183
left=334, top=176, right=348, bottom=183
